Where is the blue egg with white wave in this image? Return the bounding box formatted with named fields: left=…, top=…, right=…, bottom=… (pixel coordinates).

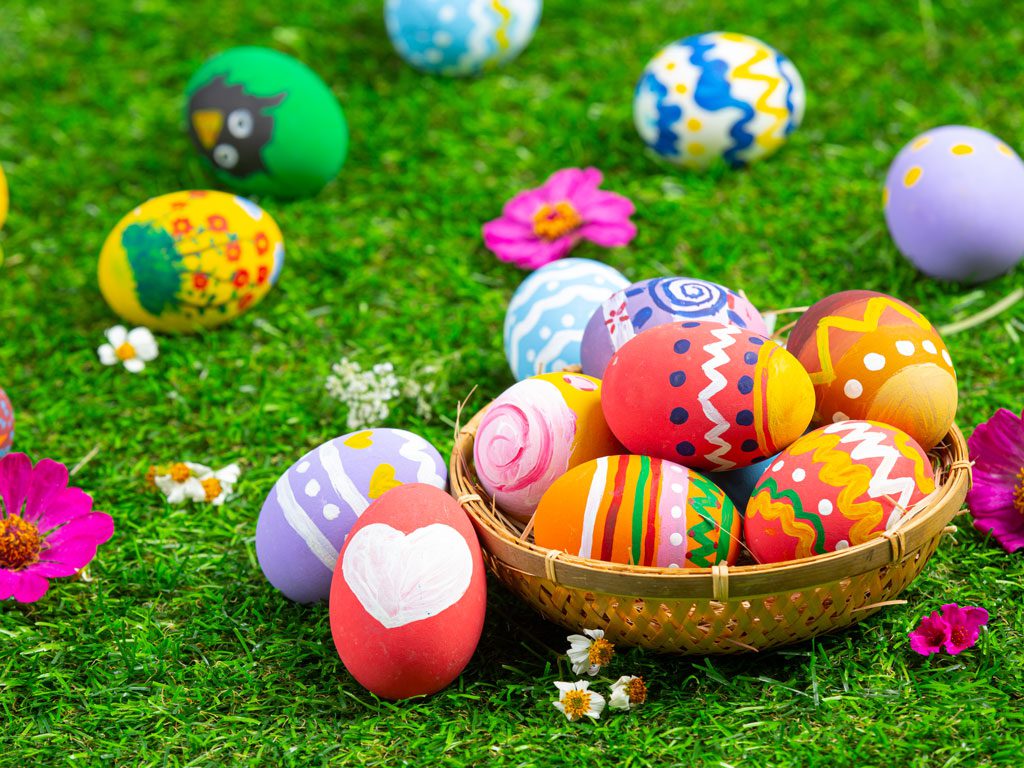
left=504, top=258, right=629, bottom=381
left=633, top=32, right=805, bottom=169
left=385, top=0, right=543, bottom=77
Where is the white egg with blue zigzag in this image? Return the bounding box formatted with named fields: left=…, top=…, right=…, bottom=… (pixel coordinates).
left=634, top=32, right=805, bottom=169
left=504, top=258, right=629, bottom=381
left=385, top=0, right=542, bottom=76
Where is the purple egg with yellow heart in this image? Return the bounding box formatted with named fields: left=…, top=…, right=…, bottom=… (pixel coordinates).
left=255, top=428, right=447, bottom=603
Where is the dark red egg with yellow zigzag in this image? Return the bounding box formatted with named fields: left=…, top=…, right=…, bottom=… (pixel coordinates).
left=745, top=420, right=936, bottom=564
left=533, top=455, right=741, bottom=568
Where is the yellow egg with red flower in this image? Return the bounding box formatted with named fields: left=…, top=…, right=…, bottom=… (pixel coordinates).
left=97, top=190, right=284, bottom=333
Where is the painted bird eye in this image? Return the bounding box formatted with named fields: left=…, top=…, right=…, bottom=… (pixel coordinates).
left=213, top=143, right=239, bottom=169
left=227, top=109, right=254, bottom=139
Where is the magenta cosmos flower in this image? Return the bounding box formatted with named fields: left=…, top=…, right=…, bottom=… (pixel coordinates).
left=908, top=603, right=989, bottom=657
left=482, top=167, right=637, bottom=270
left=966, top=408, right=1024, bottom=552
left=0, top=453, right=114, bottom=603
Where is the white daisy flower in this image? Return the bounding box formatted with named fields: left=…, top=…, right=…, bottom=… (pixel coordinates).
left=154, top=462, right=206, bottom=505
left=553, top=681, right=605, bottom=722
left=567, top=628, right=614, bottom=676
left=609, top=675, right=647, bottom=711
left=98, top=325, right=158, bottom=373
left=191, top=462, right=241, bottom=506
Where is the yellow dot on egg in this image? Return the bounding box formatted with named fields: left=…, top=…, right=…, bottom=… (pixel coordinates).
left=666, top=61, right=676, bottom=70
left=674, top=83, right=687, bottom=94
left=997, top=143, right=1014, bottom=156
left=912, top=136, right=932, bottom=151
left=689, top=142, right=706, bottom=156
left=686, top=118, right=702, bottom=131
left=882, top=187, right=890, bottom=207
left=951, top=144, right=974, bottom=155
left=903, top=166, right=922, bottom=188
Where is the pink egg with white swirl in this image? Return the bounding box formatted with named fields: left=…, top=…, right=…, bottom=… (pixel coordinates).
left=473, top=373, right=623, bottom=522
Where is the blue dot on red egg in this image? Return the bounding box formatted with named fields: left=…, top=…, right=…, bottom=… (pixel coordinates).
left=744, top=351, right=758, bottom=365
left=738, top=375, right=754, bottom=394
left=749, top=336, right=765, bottom=346
left=676, top=441, right=696, bottom=457
left=670, top=371, right=686, bottom=387
left=674, top=339, right=691, bottom=354
left=670, top=407, right=688, bottom=424
left=736, top=409, right=754, bottom=426
left=681, top=321, right=701, bottom=328
left=741, top=439, right=759, bottom=452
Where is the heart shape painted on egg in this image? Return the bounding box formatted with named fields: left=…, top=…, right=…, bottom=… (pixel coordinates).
left=368, top=463, right=402, bottom=499
left=342, top=523, right=473, bottom=629
left=343, top=431, right=374, bottom=449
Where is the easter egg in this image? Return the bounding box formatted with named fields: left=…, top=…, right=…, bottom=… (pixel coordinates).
left=473, top=372, right=622, bottom=522
left=633, top=32, right=805, bottom=169
left=385, top=0, right=542, bottom=77
left=186, top=47, right=348, bottom=198
left=601, top=321, right=814, bottom=471
left=713, top=453, right=776, bottom=513
left=0, top=387, right=13, bottom=456
left=786, top=290, right=957, bottom=451
left=884, top=125, right=1024, bottom=283
left=330, top=483, right=486, bottom=700
left=504, top=258, right=629, bottom=381
left=580, top=277, right=769, bottom=378
left=534, top=456, right=740, bottom=568
left=97, top=190, right=284, bottom=333
left=256, top=429, right=447, bottom=603
left=746, top=421, right=936, bottom=563
left=0, top=163, right=8, bottom=231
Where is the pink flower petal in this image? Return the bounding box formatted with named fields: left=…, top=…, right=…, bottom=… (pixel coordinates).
left=541, top=167, right=602, bottom=203
left=22, top=458, right=70, bottom=525
left=502, top=188, right=550, bottom=224
left=40, top=536, right=100, bottom=571
left=576, top=190, right=636, bottom=222
left=482, top=216, right=537, bottom=246
left=12, top=571, right=49, bottom=603
left=0, top=569, right=17, bottom=600
left=0, top=452, right=33, bottom=516
left=44, top=512, right=115, bottom=549
left=30, top=559, right=82, bottom=578
left=578, top=220, right=638, bottom=248
left=908, top=612, right=949, bottom=656
left=35, top=487, right=95, bottom=533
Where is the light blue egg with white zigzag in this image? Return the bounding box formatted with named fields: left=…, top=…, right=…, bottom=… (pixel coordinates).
left=634, top=32, right=805, bottom=169
left=385, top=0, right=542, bottom=77
left=504, top=258, right=629, bottom=381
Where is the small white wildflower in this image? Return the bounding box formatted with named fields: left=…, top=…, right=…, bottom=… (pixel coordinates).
left=153, top=462, right=241, bottom=505
left=608, top=675, right=647, bottom=711
left=567, top=628, right=614, bottom=676
left=553, top=681, right=605, bottom=722
left=325, top=357, right=402, bottom=430
left=98, top=326, right=158, bottom=373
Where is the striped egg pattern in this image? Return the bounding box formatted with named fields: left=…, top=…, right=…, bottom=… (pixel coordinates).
left=534, top=455, right=740, bottom=568
left=504, top=258, right=629, bottom=381
left=255, top=428, right=447, bottom=603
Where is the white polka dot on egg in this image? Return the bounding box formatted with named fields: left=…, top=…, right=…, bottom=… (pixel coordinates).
left=863, top=353, right=886, bottom=371
left=922, top=340, right=937, bottom=354
left=671, top=505, right=683, bottom=518
left=896, top=340, right=915, bottom=356
left=671, top=483, right=683, bottom=494
left=792, top=468, right=806, bottom=482
left=539, top=327, right=552, bottom=340
left=818, top=499, right=833, bottom=516
left=844, top=379, right=863, bottom=399
left=670, top=532, right=684, bottom=546
left=835, top=539, right=850, bottom=551
left=561, top=313, right=575, bottom=328
left=305, top=479, right=321, bottom=497
left=941, top=350, right=952, bottom=366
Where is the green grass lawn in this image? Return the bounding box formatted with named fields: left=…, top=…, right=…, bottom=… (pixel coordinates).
left=2, top=0, right=1024, bottom=765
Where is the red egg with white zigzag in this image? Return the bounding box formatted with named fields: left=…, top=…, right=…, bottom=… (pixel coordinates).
left=601, top=321, right=815, bottom=471
left=745, top=421, right=936, bottom=564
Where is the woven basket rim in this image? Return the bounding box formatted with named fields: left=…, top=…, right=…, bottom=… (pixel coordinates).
left=450, top=403, right=970, bottom=600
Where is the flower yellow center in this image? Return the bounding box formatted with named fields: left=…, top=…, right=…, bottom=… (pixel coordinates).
left=588, top=637, right=614, bottom=668
left=0, top=514, right=43, bottom=570
left=949, top=625, right=967, bottom=647
left=1014, top=469, right=1024, bottom=515
left=201, top=477, right=223, bottom=502
left=115, top=342, right=137, bottom=361
left=627, top=677, right=648, bottom=705
left=561, top=689, right=592, bottom=721
left=170, top=463, right=192, bottom=483
left=532, top=201, right=582, bottom=240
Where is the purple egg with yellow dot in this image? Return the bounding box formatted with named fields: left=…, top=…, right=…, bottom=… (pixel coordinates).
left=884, top=125, right=1024, bottom=283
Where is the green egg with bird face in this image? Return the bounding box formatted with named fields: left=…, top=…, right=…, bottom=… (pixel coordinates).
left=185, top=47, right=348, bottom=198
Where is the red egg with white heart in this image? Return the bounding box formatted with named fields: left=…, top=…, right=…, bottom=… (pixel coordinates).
left=329, top=483, right=486, bottom=700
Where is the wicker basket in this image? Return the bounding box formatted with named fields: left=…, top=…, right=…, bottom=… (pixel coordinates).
left=450, top=406, right=971, bottom=654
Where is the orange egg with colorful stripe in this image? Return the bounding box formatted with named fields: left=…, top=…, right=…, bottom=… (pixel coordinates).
left=533, top=455, right=740, bottom=568
left=786, top=291, right=957, bottom=451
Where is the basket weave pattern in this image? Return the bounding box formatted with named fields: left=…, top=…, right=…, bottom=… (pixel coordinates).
left=452, top=407, right=970, bottom=655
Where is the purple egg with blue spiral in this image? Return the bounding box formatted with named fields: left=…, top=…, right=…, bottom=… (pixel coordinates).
left=884, top=125, right=1024, bottom=283
left=580, top=277, right=769, bottom=378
